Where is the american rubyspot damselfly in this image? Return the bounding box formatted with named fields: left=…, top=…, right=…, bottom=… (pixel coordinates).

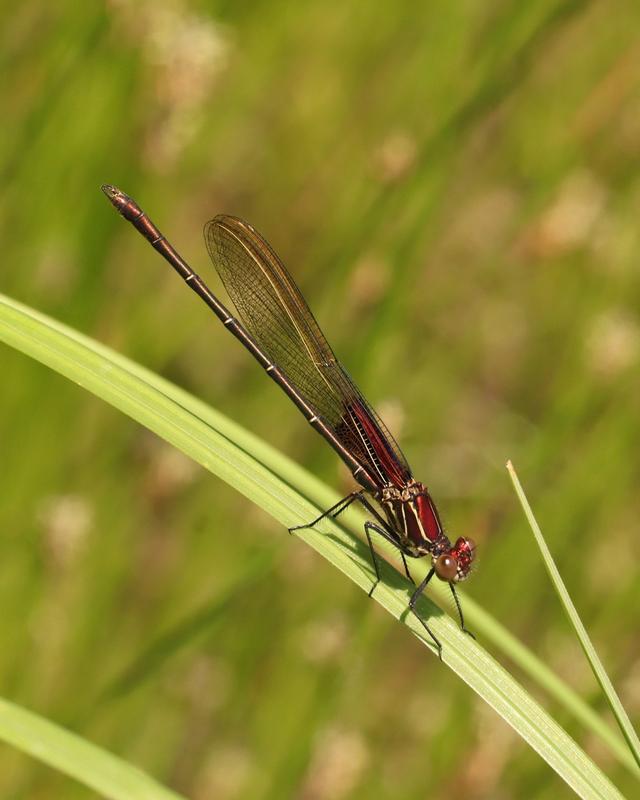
left=101, top=185, right=476, bottom=656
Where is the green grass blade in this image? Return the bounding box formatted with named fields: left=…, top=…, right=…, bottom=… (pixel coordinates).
left=457, top=599, right=639, bottom=776
left=507, top=461, right=640, bottom=771
left=0, top=293, right=628, bottom=800
left=0, top=698, right=185, bottom=800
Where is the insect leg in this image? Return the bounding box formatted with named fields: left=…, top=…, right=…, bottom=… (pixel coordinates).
left=288, top=491, right=362, bottom=534
left=408, top=568, right=442, bottom=659
left=363, top=519, right=406, bottom=597
left=449, top=583, right=475, bottom=639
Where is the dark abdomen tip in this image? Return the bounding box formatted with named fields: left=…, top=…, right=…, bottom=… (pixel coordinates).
left=101, top=184, right=142, bottom=221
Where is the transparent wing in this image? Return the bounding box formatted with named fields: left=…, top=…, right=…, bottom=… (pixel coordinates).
left=204, top=215, right=412, bottom=488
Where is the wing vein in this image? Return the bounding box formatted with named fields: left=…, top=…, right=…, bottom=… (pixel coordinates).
left=204, top=214, right=412, bottom=488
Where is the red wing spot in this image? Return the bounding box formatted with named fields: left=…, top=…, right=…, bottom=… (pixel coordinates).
left=349, top=401, right=409, bottom=488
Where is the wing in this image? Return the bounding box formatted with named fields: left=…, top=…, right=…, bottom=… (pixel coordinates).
left=204, top=215, right=412, bottom=489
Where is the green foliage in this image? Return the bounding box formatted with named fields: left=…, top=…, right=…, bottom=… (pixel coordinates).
left=0, top=698, right=185, bottom=800
left=508, top=462, right=640, bottom=772
left=0, top=294, right=633, bottom=799
left=1, top=1, right=639, bottom=797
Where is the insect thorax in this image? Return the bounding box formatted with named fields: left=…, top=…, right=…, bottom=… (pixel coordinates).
left=378, top=480, right=451, bottom=557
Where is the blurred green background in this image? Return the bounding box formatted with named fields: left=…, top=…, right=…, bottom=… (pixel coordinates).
left=1, top=1, right=639, bottom=797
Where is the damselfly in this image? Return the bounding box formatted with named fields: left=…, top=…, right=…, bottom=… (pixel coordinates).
left=102, top=185, right=476, bottom=656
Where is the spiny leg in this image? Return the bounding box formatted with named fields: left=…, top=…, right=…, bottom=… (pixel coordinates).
left=354, top=494, right=415, bottom=586
left=360, top=511, right=411, bottom=597
left=289, top=490, right=414, bottom=601
left=400, top=552, right=414, bottom=585
left=363, top=520, right=388, bottom=597
left=409, top=568, right=442, bottom=659
left=288, top=491, right=363, bottom=534
left=450, top=583, right=475, bottom=639
left=289, top=491, right=393, bottom=594
left=349, top=491, right=395, bottom=532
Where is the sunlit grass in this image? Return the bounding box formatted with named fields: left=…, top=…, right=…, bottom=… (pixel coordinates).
left=0, top=293, right=633, bottom=799
left=2, top=2, right=640, bottom=797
